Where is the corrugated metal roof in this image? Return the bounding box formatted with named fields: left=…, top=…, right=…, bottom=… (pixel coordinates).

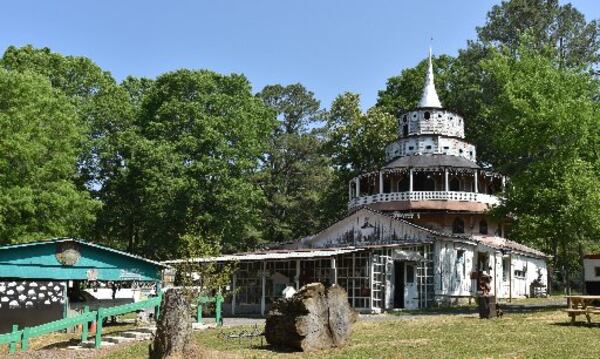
left=0, top=238, right=170, bottom=268
left=384, top=154, right=480, bottom=169
left=163, top=247, right=365, bottom=264
left=472, top=235, right=547, bottom=258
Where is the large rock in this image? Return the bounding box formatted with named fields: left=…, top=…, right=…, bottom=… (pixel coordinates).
left=265, top=283, right=357, bottom=352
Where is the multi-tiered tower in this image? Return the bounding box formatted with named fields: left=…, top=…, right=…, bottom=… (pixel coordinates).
left=348, top=51, right=506, bottom=237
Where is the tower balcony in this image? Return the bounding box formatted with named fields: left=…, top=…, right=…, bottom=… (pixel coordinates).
left=348, top=190, right=501, bottom=212
left=347, top=166, right=505, bottom=213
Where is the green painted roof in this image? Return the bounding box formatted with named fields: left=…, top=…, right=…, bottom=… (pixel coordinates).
left=0, top=238, right=169, bottom=281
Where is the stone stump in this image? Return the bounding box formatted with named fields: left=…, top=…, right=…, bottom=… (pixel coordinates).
left=150, top=289, right=193, bottom=359
left=265, top=283, right=357, bottom=352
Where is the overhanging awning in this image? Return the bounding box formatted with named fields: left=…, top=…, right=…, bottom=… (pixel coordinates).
left=163, top=247, right=365, bottom=264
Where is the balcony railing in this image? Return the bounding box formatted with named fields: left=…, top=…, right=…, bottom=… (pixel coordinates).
left=348, top=191, right=501, bottom=209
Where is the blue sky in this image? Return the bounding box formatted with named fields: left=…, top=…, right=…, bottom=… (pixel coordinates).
left=1, top=1, right=598, bottom=109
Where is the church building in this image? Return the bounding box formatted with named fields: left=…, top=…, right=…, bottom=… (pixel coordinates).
left=165, top=52, right=548, bottom=315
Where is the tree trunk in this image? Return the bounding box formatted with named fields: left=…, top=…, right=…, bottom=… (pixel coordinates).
left=150, top=289, right=193, bottom=359
left=265, top=283, right=357, bottom=352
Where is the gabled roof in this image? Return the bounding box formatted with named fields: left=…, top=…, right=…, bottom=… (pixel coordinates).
left=0, top=237, right=169, bottom=268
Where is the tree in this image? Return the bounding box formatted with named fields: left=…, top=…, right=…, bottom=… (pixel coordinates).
left=480, top=46, right=600, bottom=287
left=323, top=93, right=396, bottom=221
left=0, top=70, right=100, bottom=244
left=477, top=0, right=600, bottom=69
left=256, top=84, right=332, bottom=243
left=0, top=46, right=134, bottom=192
left=111, top=70, right=276, bottom=258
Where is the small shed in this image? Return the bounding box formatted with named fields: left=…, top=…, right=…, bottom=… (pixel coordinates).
left=0, top=238, right=167, bottom=333
left=583, top=254, right=600, bottom=294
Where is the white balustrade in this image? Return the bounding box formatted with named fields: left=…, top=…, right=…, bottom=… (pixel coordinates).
left=348, top=191, right=501, bottom=209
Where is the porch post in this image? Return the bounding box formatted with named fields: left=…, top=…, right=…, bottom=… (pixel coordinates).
left=295, top=259, right=301, bottom=289
left=501, top=176, right=506, bottom=192
left=332, top=257, right=338, bottom=285
left=444, top=168, right=449, bottom=191
left=369, top=252, right=374, bottom=311
left=355, top=178, right=360, bottom=197
left=260, top=261, right=266, bottom=316
left=409, top=169, right=414, bottom=192
left=379, top=171, right=384, bottom=194
left=348, top=181, right=353, bottom=199
left=474, top=170, right=478, bottom=193
left=231, top=273, right=237, bottom=315
left=508, top=253, right=512, bottom=303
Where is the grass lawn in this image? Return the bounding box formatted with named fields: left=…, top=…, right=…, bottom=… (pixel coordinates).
left=102, top=308, right=600, bottom=359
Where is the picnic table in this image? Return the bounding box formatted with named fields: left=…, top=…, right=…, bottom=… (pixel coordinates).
left=564, top=295, right=600, bottom=324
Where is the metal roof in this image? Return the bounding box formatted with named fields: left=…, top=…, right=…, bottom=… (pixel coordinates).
left=163, top=247, right=365, bottom=264
left=472, top=235, right=547, bottom=258
left=384, top=154, right=480, bottom=170
left=0, top=238, right=170, bottom=268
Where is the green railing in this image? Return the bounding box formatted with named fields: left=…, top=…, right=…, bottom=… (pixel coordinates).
left=94, top=293, right=162, bottom=348
left=0, top=325, right=23, bottom=354
left=196, top=294, right=224, bottom=326
left=21, top=306, right=97, bottom=351
left=0, top=293, right=163, bottom=353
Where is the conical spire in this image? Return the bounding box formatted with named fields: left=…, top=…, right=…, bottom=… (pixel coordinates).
left=417, top=48, right=442, bottom=108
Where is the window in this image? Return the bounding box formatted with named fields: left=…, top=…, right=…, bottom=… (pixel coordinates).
left=403, top=125, right=408, bottom=137
left=425, top=145, right=432, bottom=150
left=449, top=177, right=460, bottom=191
left=502, top=257, right=510, bottom=282
left=406, top=265, right=415, bottom=283
left=595, top=267, right=600, bottom=277
left=397, top=177, right=410, bottom=192
left=424, top=111, right=430, bottom=119
left=456, top=250, right=466, bottom=278
left=479, top=220, right=488, bottom=235
left=408, top=146, right=414, bottom=150
left=403, top=115, right=407, bottom=123
left=452, top=218, right=465, bottom=234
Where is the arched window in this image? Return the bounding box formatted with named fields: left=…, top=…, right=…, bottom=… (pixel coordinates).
left=397, top=177, right=410, bottom=192
left=452, top=218, right=465, bottom=234
left=424, top=111, right=430, bottom=119
left=449, top=177, right=460, bottom=191
left=479, top=219, right=488, bottom=235
left=414, top=173, right=435, bottom=191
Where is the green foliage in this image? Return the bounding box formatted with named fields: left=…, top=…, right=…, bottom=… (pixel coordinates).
left=256, top=84, right=332, bottom=243
left=106, top=70, right=276, bottom=258
left=477, top=0, right=600, bottom=68
left=0, top=70, right=99, bottom=244
left=481, top=46, right=600, bottom=273
left=322, top=92, right=396, bottom=221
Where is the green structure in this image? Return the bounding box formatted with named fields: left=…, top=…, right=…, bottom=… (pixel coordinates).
left=0, top=238, right=167, bottom=334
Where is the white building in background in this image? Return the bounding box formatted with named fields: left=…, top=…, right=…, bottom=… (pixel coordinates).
left=165, top=52, right=548, bottom=314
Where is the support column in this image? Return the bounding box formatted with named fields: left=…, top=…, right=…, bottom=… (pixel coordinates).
left=444, top=168, right=449, bottom=191
left=355, top=178, right=360, bottom=197
left=474, top=170, right=478, bottom=193
left=295, top=259, right=301, bottom=289
left=379, top=172, right=384, bottom=194
left=501, top=176, right=506, bottom=192
left=349, top=181, right=353, bottom=199
left=508, top=253, right=512, bottom=303
left=332, top=257, right=338, bottom=285
left=231, top=273, right=237, bottom=315
left=260, top=261, right=266, bottom=316
left=409, top=169, right=414, bottom=192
